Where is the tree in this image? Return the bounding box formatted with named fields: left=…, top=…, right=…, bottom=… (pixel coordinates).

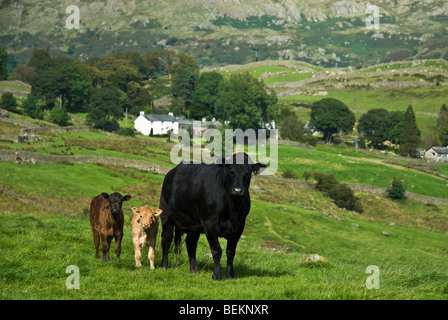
left=9, top=64, right=36, bottom=84
left=49, top=106, right=71, bottom=126
left=27, top=49, right=52, bottom=71
left=31, top=68, right=67, bottom=109
left=190, top=71, right=224, bottom=119
left=214, top=72, right=278, bottom=131
left=60, top=63, right=93, bottom=112
left=0, top=92, right=18, bottom=111
left=400, top=105, right=420, bottom=157
left=309, top=98, right=355, bottom=143
left=87, top=87, right=124, bottom=131
left=22, top=94, right=45, bottom=120
left=436, top=104, right=448, bottom=146
left=357, top=108, right=389, bottom=148
left=278, top=107, right=305, bottom=141
left=0, top=48, right=8, bottom=80
left=172, top=65, right=198, bottom=114
left=385, top=111, right=405, bottom=145
left=386, top=178, right=406, bottom=200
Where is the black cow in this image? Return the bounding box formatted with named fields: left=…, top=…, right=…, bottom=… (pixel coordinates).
left=159, top=152, right=265, bottom=280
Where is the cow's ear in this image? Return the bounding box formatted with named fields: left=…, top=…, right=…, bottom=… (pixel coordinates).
left=123, top=195, right=132, bottom=202
left=251, top=163, right=266, bottom=175
left=131, top=207, right=139, bottom=214
left=100, top=192, right=109, bottom=199
left=155, top=209, right=162, bottom=217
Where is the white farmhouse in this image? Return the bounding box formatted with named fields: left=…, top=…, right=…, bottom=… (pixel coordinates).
left=134, top=112, right=180, bottom=136
left=425, top=147, right=448, bottom=162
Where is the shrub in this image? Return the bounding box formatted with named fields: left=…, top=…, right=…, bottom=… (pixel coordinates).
left=49, top=106, right=71, bottom=126
left=327, top=184, right=363, bottom=213
left=313, top=171, right=363, bottom=213
left=313, top=172, right=339, bottom=193
left=0, top=93, right=17, bottom=111
left=282, top=169, right=297, bottom=179
left=118, top=127, right=135, bottom=137
left=386, top=178, right=406, bottom=200
left=303, top=171, right=312, bottom=182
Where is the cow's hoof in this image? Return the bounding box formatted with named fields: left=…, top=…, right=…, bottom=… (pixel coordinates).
left=212, top=274, right=222, bottom=281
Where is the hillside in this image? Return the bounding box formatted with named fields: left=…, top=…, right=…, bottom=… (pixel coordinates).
left=1, top=0, right=447, bottom=68
left=1, top=114, right=448, bottom=300
left=205, top=58, right=448, bottom=143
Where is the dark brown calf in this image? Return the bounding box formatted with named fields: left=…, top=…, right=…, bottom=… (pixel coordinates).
left=89, top=192, right=132, bottom=261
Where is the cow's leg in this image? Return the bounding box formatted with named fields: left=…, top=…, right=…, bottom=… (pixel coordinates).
left=185, top=232, right=200, bottom=273
left=91, top=228, right=100, bottom=259
left=100, top=234, right=111, bottom=262
left=225, top=232, right=242, bottom=279
left=161, top=222, right=174, bottom=268
left=114, top=234, right=123, bottom=259
left=204, top=230, right=222, bottom=281
left=174, top=226, right=182, bottom=255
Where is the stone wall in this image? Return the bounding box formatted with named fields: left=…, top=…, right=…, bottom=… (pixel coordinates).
left=0, top=150, right=171, bottom=175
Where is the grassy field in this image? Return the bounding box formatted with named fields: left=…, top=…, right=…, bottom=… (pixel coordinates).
left=1, top=121, right=448, bottom=300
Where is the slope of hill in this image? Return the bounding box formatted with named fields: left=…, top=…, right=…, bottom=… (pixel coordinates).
left=1, top=0, right=447, bottom=68
left=1, top=115, right=448, bottom=300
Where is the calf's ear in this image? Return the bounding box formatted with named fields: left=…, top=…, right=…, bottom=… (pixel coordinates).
left=131, top=207, right=139, bottom=214
left=123, top=195, right=132, bottom=202
left=251, top=163, right=266, bottom=175
left=100, top=192, right=109, bottom=199
left=155, top=209, right=163, bottom=217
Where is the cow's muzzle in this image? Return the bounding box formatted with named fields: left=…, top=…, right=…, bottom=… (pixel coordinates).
left=111, top=209, right=120, bottom=215
left=231, top=188, right=244, bottom=196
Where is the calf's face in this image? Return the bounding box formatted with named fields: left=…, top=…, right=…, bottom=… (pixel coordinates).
left=132, top=205, right=162, bottom=229
left=101, top=192, right=132, bottom=215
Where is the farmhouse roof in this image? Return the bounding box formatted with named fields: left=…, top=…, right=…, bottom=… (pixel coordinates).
left=144, top=113, right=178, bottom=122
left=430, top=147, right=448, bottom=154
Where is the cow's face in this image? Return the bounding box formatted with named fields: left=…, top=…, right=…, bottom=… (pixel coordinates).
left=221, top=153, right=266, bottom=197
left=102, top=192, right=132, bottom=215
left=132, top=206, right=162, bottom=229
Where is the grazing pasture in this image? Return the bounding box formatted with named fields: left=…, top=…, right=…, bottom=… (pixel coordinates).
left=1, top=126, right=448, bottom=299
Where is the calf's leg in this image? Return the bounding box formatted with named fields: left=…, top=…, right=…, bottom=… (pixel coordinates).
left=91, top=228, right=100, bottom=259
left=133, top=239, right=142, bottom=267
left=101, top=234, right=111, bottom=262
left=114, top=234, right=123, bottom=259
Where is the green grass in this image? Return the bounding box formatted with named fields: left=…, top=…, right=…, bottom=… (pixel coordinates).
left=1, top=194, right=447, bottom=299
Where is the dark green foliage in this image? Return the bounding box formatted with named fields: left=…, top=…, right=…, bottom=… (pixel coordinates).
left=190, top=71, right=224, bottom=120
left=400, top=106, right=421, bottom=157
left=282, top=169, right=297, bottom=179
left=279, top=107, right=305, bottom=141
left=386, top=111, right=405, bottom=145
left=357, top=108, right=389, bottom=148
left=49, top=106, right=71, bottom=126
left=0, top=48, right=8, bottom=80
left=27, top=49, right=52, bottom=71
left=303, top=171, right=312, bottom=182
left=118, top=127, right=136, bottom=137
left=172, top=65, right=198, bottom=114
left=31, top=68, right=67, bottom=109
left=313, top=172, right=363, bottom=213
left=87, top=87, right=124, bottom=131
left=215, top=72, right=278, bottom=131
left=310, top=98, right=355, bottom=144
left=313, top=172, right=339, bottom=193
left=22, top=94, right=45, bottom=120
left=327, top=183, right=364, bottom=213
left=436, top=104, right=448, bottom=146
left=387, top=178, right=406, bottom=200
left=0, top=92, right=17, bottom=111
